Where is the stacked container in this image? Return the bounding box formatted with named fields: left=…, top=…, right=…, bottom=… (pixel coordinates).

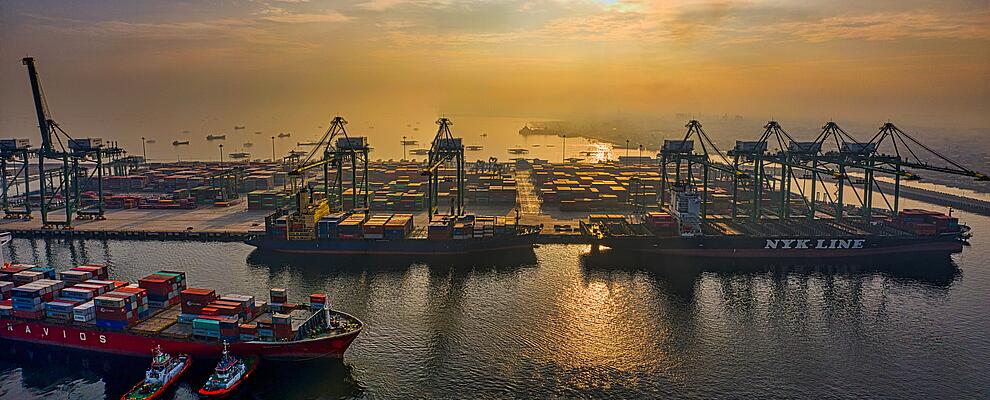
left=0, top=281, right=12, bottom=300
left=73, top=300, right=96, bottom=322
left=0, top=264, right=32, bottom=281
left=219, top=294, right=256, bottom=320
left=272, top=313, right=293, bottom=340
left=13, top=271, right=44, bottom=285
left=239, top=323, right=259, bottom=341
left=45, top=299, right=79, bottom=321
left=384, top=214, right=414, bottom=239
left=179, top=288, right=217, bottom=321
left=362, top=215, right=391, bottom=239
left=139, top=271, right=186, bottom=309
left=269, top=288, right=287, bottom=312
left=192, top=316, right=221, bottom=338
left=317, top=213, right=348, bottom=239
left=309, top=293, right=327, bottom=310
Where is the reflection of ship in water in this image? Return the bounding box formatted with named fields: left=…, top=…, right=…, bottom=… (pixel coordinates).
left=247, top=246, right=538, bottom=273
left=0, top=341, right=152, bottom=398
left=466, top=145, right=483, bottom=151
left=409, top=148, right=430, bottom=156
left=580, top=248, right=960, bottom=288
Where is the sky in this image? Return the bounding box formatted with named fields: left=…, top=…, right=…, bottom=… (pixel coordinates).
left=1, top=0, right=988, bottom=152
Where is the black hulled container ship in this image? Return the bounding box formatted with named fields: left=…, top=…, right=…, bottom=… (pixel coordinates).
left=582, top=186, right=968, bottom=259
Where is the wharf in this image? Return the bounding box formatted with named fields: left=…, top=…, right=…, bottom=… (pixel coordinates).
left=0, top=202, right=268, bottom=241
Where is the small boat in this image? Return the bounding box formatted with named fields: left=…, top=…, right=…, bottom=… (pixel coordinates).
left=229, top=152, right=250, bottom=159
left=531, top=144, right=541, bottom=147
left=172, top=140, right=190, bottom=146
left=278, top=132, right=291, bottom=138
left=121, top=346, right=191, bottom=400
left=466, top=145, right=483, bottom=151
left=234, top=126, right=245, bottom=130
left=146, top=139, right=157, bottom=144
left=508, top=148, right=529, bottom=155
left=198, top=343, right=259, bottom=398
left=298, top=141, right=319, bottom=146
left=409, top=148, right=430, bottom=155
left=243, top=142, right=254, bottom=148
left=401, top=140, right=419, bottom=145
left=206, top=134, right=226, bottom=141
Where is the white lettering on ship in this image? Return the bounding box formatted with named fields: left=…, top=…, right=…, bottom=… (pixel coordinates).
left=4, top=323, right=108, bottom=345
left=765, top=239, right=866, bottom=249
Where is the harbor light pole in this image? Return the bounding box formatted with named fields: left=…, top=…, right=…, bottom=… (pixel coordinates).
left=402, top=136, right=408, bottom=160
left=626, top=139, right=630, bottom=158
left=561, top=134, right=566, bottom=163
left=639, top=144, right=643, bottom=161
left=219, top=144, right=224, bottom=164
left=141, top=137, right=147, bottom=163
left=271, top=136, right=276, bottom=163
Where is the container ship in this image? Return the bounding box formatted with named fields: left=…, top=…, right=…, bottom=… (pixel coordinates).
left=582, top=188, right=968, bottom=259
left=0, top=264, right=362, bottom=360
left=247, top=206, right=541, bottom=255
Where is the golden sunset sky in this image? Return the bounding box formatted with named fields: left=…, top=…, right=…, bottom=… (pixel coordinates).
left=1, top=0, right=988, bottom=148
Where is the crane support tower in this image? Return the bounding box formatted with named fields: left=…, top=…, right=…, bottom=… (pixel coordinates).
left=423, top=118, right=465, bottom=219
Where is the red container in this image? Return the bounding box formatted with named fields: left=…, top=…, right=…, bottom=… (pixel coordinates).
left=12, top=309, right=44, bottom=319
left=201, top=307, right=219, bottom=316
left=309, top=294, right=327, bottom=303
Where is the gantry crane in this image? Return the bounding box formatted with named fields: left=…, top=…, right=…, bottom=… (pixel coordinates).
left=21, top=57, right=124, bottom=228
left=0, top=139, right=33, bottom=218
left=658, top=120, right=741, bottom=220
left=288, top=116, right=369, bottom=211
left=423, top=118, right=465, bottom=219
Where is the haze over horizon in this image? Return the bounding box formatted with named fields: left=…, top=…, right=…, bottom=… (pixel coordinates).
left=1, top=0, right=988, bottom=151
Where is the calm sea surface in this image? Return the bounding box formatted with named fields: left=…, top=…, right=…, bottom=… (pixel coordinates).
left=1, top=208, right=988, bottom=399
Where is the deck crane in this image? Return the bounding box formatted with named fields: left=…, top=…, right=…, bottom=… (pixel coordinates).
left=658, top=120, right=742, bottom=220
left=21, top=57, right=122, bottom=228
left=423, top=118, right=465, bottom=219
left=287, top=116, right=368, bottom=211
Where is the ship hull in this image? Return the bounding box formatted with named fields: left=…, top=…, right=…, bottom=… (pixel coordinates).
left=0, top=319, right=360, bottom=361
left=245, top=232, right=539, bottom=255
left=597, top=235, right=964, bottom=259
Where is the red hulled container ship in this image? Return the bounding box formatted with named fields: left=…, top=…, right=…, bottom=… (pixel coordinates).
left=0, top=264, right=362, bottom=361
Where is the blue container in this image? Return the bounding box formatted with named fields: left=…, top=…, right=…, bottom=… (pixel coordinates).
left=95, top=319, right=129, bottom=330
left=28, top=267, right=56, bottom=279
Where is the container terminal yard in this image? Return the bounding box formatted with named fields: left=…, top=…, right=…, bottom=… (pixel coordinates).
left=0, top=56, right=987, bottom=258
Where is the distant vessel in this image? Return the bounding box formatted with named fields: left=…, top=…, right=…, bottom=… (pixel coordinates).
left=234, top=126, right=245, bottom=130
left=409, top=149, right=429, bottom=155
left=254, top=131, right=262, bottom=135
left=206, top=134, right=226, bottom=141
left=400, top=139, right=418, bottom=145
left=531, top=144, right=541, bottom=147
left=466, top=145, right=483, bottom=151
left=146, top=139, right=157, bottom=144
left=172, top=141, right=190, bottom=146
left=278, top=132, right=291, bottom=138
left=298, top=141, right=319, bottom=146
left=243, top=142, right=254, bottom=148
left=229, top=152, right=250, bottom=159
left=508, top=148, right=529, bottom=155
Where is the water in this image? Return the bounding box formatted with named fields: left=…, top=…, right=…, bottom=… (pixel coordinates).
left=1, top=213, right=988, bottom=398
left=151, top=116, right=609, bottom=164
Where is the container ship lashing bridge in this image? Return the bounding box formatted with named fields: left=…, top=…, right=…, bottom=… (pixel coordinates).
left=583, top=119, right=986, bottom=259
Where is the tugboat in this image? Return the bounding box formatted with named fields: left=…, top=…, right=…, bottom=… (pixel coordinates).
left=198, top=342, right=259, bottom=398
left=121, top=346, right=191, bottom=400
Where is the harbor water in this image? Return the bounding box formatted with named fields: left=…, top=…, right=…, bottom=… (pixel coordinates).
left=1, top=209, right=988, bottom=398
